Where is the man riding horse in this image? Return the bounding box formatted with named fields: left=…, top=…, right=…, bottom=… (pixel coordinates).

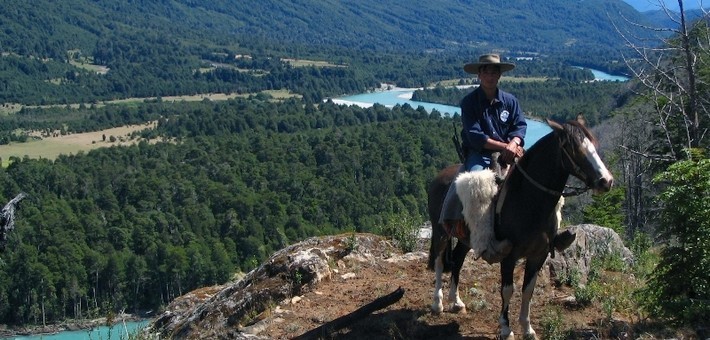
left=439, top=54, right=575, bottom=263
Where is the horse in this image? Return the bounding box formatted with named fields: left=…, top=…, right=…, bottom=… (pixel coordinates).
left=427, top=118, right=613, bottom=339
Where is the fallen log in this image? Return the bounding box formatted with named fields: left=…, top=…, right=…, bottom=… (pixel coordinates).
left=293, top=286, right=405, bottom=339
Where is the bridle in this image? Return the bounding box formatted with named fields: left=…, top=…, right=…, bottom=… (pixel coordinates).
left=513, top=136, right=591, bottom=197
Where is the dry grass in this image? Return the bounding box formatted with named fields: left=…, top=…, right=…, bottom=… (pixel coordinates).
left=69, top=60, right=109, bottom=75
left=430, top=76, right=551, bottom=88
left=281, top=58, right=346, bottom=68
left=0, top=90, right=301, bottom=115
left=0, top=122, right=158, bottom=166
left=0, top=90, right=302, bottom=166
left=235, top=237, right=673, bottom=340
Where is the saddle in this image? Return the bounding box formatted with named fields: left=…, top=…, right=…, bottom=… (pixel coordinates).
left=490, top=151, right=512, bottom=184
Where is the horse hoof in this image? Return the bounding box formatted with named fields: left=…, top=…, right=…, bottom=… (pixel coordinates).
left=522, top=333, right=538, bottom=340
left=449, top=303, right=467, bottom=314
left=500, top=333, right=515, bottom=340
left=431, top=304, right=444, bottom=314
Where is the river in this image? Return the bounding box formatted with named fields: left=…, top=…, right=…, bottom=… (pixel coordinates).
left=575, top=66, right=630, bottom=82
left=331, top=89, right=552, bottom=146
left=0, top=320, right=150, bottom=340
left=330, top=67, right=628, bottom=146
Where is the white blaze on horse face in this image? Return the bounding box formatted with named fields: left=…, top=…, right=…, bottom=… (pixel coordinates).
left=582, top=137, right=613, bottom=190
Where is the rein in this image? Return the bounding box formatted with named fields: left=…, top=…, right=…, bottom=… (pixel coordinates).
left=513, top=139, right=590, bottom=197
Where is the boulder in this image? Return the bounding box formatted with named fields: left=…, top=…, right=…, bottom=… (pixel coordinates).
left=546, top=224, right=634, bottom=286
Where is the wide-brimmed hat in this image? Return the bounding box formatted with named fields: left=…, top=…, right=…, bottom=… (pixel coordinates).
left=464, top=54, right=515, bottom=74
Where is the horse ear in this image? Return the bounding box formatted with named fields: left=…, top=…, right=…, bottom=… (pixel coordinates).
left=546, top=118, right=563, bottom=132
left=576, top=113, right=587, bottom=127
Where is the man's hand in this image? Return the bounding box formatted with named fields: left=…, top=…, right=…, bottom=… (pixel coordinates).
left=501, top=140, right=524, bottom=164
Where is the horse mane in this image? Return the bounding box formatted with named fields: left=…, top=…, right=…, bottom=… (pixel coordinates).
left=504, top=119, right=584, bottom=190
left=520, top=119, right=598, bottom=164
left=565, top=119, right=598, bottom=147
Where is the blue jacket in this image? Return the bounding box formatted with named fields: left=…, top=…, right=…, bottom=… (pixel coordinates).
left=460, top=86, right=527, bottom=155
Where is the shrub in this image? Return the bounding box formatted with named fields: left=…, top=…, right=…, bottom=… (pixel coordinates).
left=639, top=152, right=710, bottom=326
left=540, top=307, right=568, bottom=340
left=376, top=212, right=422, bottom=253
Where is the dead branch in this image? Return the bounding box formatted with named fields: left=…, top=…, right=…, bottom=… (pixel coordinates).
left=0, top=192, right=28, bottom=252
left=293, top=287, right=405, bottom=339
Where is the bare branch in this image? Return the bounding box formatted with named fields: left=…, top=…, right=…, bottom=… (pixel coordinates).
left=618, top=145, right=676, bottom=162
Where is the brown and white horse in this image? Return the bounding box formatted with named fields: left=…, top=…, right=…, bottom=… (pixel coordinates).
left=427, top=118, right=613, bottom=339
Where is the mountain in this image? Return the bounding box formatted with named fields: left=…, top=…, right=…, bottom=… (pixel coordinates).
left=0, top=0, right=659, bottom=106
left=0, top=0, right=652, bottom=58
left=623, top=0, right=708, bottom=28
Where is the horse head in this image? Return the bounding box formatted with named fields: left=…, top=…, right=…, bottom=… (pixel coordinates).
left=546, top=116, right=614, bottom=194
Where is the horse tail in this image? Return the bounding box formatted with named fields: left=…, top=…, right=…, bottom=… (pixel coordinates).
left=427, top=164, right=460, bottom=272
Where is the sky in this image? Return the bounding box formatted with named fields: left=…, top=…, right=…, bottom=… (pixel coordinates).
left=623, top=0, right=706, bottom=12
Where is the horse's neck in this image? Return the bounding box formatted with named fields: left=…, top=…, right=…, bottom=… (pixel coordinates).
left=522, top=138, right=568, bottom=191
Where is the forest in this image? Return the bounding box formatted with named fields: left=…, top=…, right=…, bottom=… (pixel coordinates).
left=0, top=0, right=708, bottom=334
left=0, top=99, right=458, bottom=323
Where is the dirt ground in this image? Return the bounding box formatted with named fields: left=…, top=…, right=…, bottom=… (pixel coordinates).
left=246, top=241, right=688, bottom=340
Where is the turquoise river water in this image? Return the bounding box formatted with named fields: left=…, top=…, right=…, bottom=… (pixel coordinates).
left=1, top=320, right=150, bottom=340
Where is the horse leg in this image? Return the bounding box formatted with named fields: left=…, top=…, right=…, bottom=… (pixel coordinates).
left=431, top=235, right=450, bottom=313
left=519, top=258, right=546, bottom=340
left=447, top=241, right=469, bottom=312
left=499, top=258, right=516, bottom=340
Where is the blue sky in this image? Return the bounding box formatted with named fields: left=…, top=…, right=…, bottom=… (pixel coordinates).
left=624, top=0, right=705, bottom=12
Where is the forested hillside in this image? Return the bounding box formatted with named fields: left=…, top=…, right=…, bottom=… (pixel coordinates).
left=0, top=0, right=645, bottom=328
left=0, top=0, right=650, bottom=107
left=0, top=0, right=651, bottom=56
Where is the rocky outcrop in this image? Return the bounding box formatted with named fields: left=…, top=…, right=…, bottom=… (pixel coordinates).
left=148, top=225, right=632, bottom=339
left=148, top=233, right=398, bottom=339
left=546, top=224, right=634, bottom=286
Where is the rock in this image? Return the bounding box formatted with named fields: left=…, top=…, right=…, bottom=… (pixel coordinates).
left=546, top=224, right=634, bottom=286
left=341, top=272, right=357, bottom=280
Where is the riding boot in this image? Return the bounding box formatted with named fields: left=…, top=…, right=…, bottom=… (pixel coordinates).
left=480, top=238, right=513, bottom=264
left=553, top=229, right=576, bottom=252
left=442, top=219, right=469, bottom=240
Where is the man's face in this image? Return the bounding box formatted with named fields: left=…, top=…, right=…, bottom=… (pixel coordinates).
left=478, top=65, right=501, bottom=89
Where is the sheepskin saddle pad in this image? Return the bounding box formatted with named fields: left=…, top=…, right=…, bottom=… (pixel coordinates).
left=454, top=169, right=498, bottom=259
